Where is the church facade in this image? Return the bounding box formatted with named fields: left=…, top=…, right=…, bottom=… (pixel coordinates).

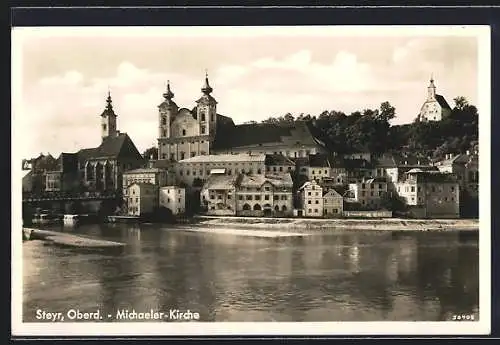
left=156, top=74, right=327, bottom=163
left=417, top=76, right=452, bottom=122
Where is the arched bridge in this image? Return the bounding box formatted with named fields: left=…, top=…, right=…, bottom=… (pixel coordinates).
left=22, top=191, right=119, bottom=203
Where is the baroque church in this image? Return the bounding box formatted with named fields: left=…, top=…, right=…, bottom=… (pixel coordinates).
left=157, top=74, right=328, bottom=163
left=417, top=76, right=452, bottom=122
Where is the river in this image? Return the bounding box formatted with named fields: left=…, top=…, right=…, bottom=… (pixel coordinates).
left=22, top=223, right=479, bottom=322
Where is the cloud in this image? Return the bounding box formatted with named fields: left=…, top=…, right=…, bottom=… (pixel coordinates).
left=17, top=35, right=479, bottom=158
left=39, top=70, right=84, bottom=86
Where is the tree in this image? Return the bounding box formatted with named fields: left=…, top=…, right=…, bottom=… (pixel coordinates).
left=143, top=146, right=158, bottom=160
left=378, top=101, right=396, bottom=122
left=453, top=96, right=469, bottom=111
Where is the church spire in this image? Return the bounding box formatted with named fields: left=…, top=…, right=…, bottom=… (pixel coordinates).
left=106, top=89, right=113, bottom=111
left=201, top=69, right=213, bottom=95
left=163, top=80, right=174, bottom=101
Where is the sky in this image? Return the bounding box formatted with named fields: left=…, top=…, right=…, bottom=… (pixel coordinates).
left=12, top=26, right=483, bottom=159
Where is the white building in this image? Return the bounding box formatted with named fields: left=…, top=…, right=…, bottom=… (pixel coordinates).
left=159, top=186, right=186, bottom=215
left=176, top=153, right=266, bottom=186
left=298, top=179, right=324, bottom=217
left=417, top=76, right=452, bottom=122
left=122, top=167, right=172, bottom=196
left=127, top=183, right=157, bottom=216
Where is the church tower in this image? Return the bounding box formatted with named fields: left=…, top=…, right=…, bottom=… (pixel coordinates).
left=427, top=74, right=437, bottom=101
left=101, top=91, right=117, bottom=141
left=196, top=72, right=218, bottom=138
left=158, top=81, right=178, bottom=161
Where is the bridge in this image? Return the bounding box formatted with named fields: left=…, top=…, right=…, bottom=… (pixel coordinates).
left=22, top=191, right=119, bottom=203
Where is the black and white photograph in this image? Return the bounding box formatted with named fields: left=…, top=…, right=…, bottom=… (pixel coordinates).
left=11, top=25, right=491, bottom=336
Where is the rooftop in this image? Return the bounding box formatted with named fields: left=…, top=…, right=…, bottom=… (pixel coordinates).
left=124, top=167, right=165, bottom=174
left=212, top=120, right=322, bottom=150
left=265, top=154, right=295, bottom=166
left=77, top=133, right=143, bottom=164
left=178, top=153, right=266, bottom=164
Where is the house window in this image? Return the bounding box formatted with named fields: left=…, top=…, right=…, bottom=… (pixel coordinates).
left=162, top=154, right=167, bottom=159
left=308, top=200, right=311, bottom=204
left=411, top=186, right=415, bottom=192
left=263, top=195, right=268, bottom=201
left=180, top=152, right=185, bottom=160
left=273, top=195, right=279, bottom=200
left=163, top=130, right=166, bottom=137
left=246, top=195, right=252, bottom=200
left=370, top=184, right=374, bottom=189
left=211, top=113, right=214, bottom=121
left=182, top=129, right=186, bottom=136
left=191, top=152, right=196, bottom=158
left=315, top=200, right=319, bottom=204
left=201, top=126, right=206, bottom=134
left=255, top=195, right=261, bottom=201
left=308, top=192, right=311, bottom=196
left=265, top=187, right=270, bottom=191
left=314, top=209, right=318, bottom=213
left=308, top=209, right=312, bottom=213
left=102, top=124, right=107, bottom=131
left=239, top=195, right=243, bottom=200
left=281, top=195, right=287, bottom=200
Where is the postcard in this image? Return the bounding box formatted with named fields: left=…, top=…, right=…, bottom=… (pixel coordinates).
left=11, top=24, right=491, bottom=336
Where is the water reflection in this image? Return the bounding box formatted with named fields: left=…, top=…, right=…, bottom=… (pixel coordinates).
left=23, top=224, right=479, bottom=322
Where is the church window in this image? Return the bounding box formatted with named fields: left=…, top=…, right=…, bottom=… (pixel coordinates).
left=163, top=130, right=166, bottom=137
left=211, top=113, right=215, bottom=122
left=182, top=129, right=186, bottom=136
left=102, top=124, right=107, bottom=131
left=180, top=152, right=185, bottom=160
left=201, top=111, right=206, bottom=121
left=162, top=117, right=166, bottom=125
left=201, top=126, right=206, bottom=134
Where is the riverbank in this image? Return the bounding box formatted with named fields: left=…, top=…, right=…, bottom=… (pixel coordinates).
left=23, top=228, right=126, bottom=249
left=195, top=216, right=479, bottom=232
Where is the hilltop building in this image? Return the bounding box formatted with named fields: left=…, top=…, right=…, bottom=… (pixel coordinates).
left=417, top=76, right=452, bottom=122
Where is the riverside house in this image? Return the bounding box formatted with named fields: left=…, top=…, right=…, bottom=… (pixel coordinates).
left=159, top=186, right=186, bottom=215
left=396, top=169, right=460, bottom=218
left=297, top=179, right=324, bottom=217
left=126, top=183, right=156, bottom=216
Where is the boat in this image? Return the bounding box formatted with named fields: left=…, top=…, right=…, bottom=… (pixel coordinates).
left=63, top=214, right=79, bottom=226
left=63, top=214, right=97, bottom=226
left=38, top=211, right=62, bottom=225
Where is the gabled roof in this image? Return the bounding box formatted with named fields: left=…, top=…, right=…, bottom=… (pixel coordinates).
left=203, top=174, right=239, bottom=190
left=298, top=180, right=321, bottom=191
left=77, top=133, right=144, bottom=164
left=308, top=153, right=330, bottom=168
left=323, top=188, right=342, bottom=198
left=212, top=120, right=322, bottom=150
left=265, top=154, right=295, bottom=166
left=239, top=173, right=293, bottom=188
left=435, top=94, right=451, bottom=110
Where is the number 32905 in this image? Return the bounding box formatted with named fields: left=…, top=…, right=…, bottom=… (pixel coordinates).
left=452, top=314, right=475, bottom=321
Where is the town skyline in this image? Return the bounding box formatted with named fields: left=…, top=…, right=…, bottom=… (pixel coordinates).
left=13, top=26, right=480, bottom=159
